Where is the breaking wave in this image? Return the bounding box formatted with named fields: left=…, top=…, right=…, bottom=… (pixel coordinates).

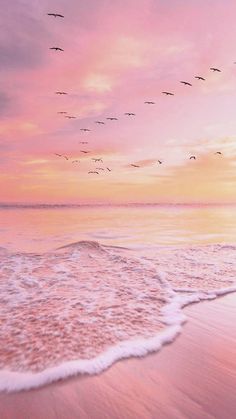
left=0, top=240, right=236, bottom=392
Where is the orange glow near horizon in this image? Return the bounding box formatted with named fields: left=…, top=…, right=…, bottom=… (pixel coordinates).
left=1, top=0, right=236, bottom=204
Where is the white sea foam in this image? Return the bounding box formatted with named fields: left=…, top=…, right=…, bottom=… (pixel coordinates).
left=0, top=241, right=236, bottom=392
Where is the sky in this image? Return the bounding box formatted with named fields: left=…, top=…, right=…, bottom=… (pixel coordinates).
left=1, top=0, right=236, bottom=204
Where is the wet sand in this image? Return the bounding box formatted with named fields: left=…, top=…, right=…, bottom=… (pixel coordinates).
left=0, top=293, right=235, bottom=419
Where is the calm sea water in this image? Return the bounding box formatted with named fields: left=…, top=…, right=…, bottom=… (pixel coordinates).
left=0, top=204, right=236, bottom=252
left=0, top=204, right=236, bottom=391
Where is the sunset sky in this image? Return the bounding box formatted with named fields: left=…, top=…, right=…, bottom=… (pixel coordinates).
left=1, top=0, right=236, bottom=204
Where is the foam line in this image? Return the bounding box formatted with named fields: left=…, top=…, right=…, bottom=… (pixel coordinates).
left=0, top=285, right=235, bottom=393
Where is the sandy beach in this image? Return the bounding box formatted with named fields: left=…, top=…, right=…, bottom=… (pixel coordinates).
left=0, top=293, right=235, bottom=419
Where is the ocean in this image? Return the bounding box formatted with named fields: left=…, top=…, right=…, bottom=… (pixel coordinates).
left=0, top=204, right=236, bottom=391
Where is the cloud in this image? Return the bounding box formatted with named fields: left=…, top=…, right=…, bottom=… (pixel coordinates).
left=0, top=92, right=11, bottom=115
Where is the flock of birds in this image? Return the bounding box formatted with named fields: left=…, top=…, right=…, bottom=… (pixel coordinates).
left=48, top=12, right=227, bottom=175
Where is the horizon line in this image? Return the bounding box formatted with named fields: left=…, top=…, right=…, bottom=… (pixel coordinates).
left=1, top=202, right=236, bottom=208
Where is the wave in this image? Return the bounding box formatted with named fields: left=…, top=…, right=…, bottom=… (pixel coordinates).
left=0, top=241, right=236, bottom=392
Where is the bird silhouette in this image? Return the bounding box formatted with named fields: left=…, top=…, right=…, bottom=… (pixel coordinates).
left=80, top=128, right=91, bottom=132
left=65, top=116, right=76, bottom=119
left=96, top=167, right=105, bottom=171
left=80, top=150, right=90, bottom=154
left=157, top=160, right=162, bottom=164
left=63, top=155, right=69, bottom=160
left=215, top=151, right=222, bottom=155
left=162, top=91, right=174, bottom=96
left=190, top=156, right=196, bottom=160
left=180, top=81, right=192, bottom=86
left=195, top=76, right=205, bottom=81
left=131, top=164, right=140, bottom=167
left=58, top=111, right=67, bottom=114
left=107, top=117, right=118, bottom=121
left=124, top=113, right=135, bottom=116
left=47, top=13, right=64, bottom=18
left=92, top=158, right=103, bottom=163
left=50, top=47, right=64, bottom=52
left=54, top=153, right=62, bottom=157
left=88, top=171, right=99, bottom=174
left=55, top=91, right=67, bottom=95
left=210, top=67, right=221, bottom=72
left=144, top=101, right=155, bottom=104
left=95, top=121, right=105, bottom=124
left=106, top=167, right=112, bottom=172
left=72, top=160, right=80, bottom=163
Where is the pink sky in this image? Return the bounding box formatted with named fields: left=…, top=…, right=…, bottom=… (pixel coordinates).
left=1, top=0, right=236, bottom=203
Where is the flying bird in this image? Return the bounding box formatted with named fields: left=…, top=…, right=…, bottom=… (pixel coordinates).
left=215, top=151, right=222, bottom=155
left=92, top=158, right=103, bottom=163
left=88, top=171, right=99, bottom=174
left=210, top=67, right=221, bottom=72
left=79, top=141, right=88, bottom=144
left=107, top=117, right=118, bottom=121
left=106, top=167, right=112, bottom=172
left=124, top=113, right=135, bottom=116
left=131, top=164, right=140, bottom=168
left=162, top=91, right=174, bottom=96
left=144, top=101, right=155, bottom=104
left=96, top=167, right=105, bottom=171
left=190, top=156, right=196, bottom=160
left=95, top=121, right=105, bottom=124
left=58, top=111, right=67, bottom=114
left=65, top=116, right=76, bottom=119
left=55, top=91, right=67, bottom=95
left=195, top=76, right=205, bottom=81
left=47, top=13, right=64, bottom=18
left=54, top=153, right=62, bottom=157
left=72, top=160, right=80, bottom=163
left=80, top=128, right=91, bottom=132
left=157, top=160, right=162, bottom=165
left=180, top=81, right=192, bottom=86
left=50, top=47, right=64, bottom=52
left=80, top=150, right=90, bottom=154
left=63, top=155, right=69, bottom=160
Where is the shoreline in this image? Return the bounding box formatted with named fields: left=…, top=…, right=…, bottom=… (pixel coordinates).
left=1, top=283, right=235, bottom=393
left=0, top=293, right=235, bottom=418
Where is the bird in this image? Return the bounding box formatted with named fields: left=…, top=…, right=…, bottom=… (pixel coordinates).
left=157, top=160, right=162, bottom=165
left=95, top=121, right=105, bottom=124
left=47, top=13, right=64, bottom=18
left=58, top=111, right=67, bottom=114
left=80, top=128, right=91, bottom=132
left=96, top=167, right=105, bottom=171
left=79, top=141, right=88, bottom=144
left=106, top=167, right=112, bottom=172
left=162, top=91, right=174, bottom=96
left=124, top=113, right=135, bottom=116
left=55, top=91, right=67, bottom=95
left=92, top=158, right=103, bottom=163
left=210, top=67, right=221, bottom=72
left=107, top=117, right=118, bottom=121
left=54, top=153, right=62, bottom=157
left=72, top=160, right=80, bottom=163
left=215, top=151, right=222, bottom=155
left=50, top=47, right=64, bottom=52
left=88, top=171, right=99, bottom=174
left=190, top=156, right=196, bottom=160
left=195, top=76, right=205, bottom=81
left=65, top=116, right=76, bottom=119
left=180, top=81, right=192, bottom=86
left=131, top=164, right=140, bottom=168
left=63, top=155, right=69, bottom=160
left=80, top=150, right=90, bottom=154
left=144, top=101, right=155, bottom=104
